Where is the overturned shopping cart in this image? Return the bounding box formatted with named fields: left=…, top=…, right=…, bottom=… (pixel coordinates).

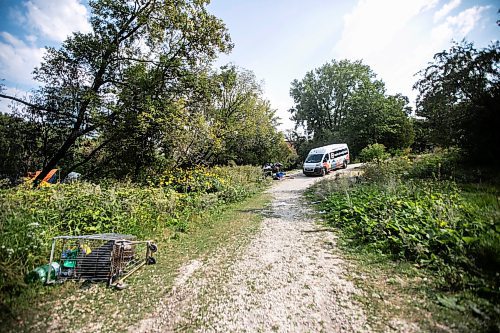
left=46, top=233, right=157, bottom=288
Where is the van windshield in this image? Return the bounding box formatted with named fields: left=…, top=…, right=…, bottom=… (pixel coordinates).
left=305, top=154, right=323, bottom=163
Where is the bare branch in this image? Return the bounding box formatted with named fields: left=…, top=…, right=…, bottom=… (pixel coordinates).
left=0, top=93, right=56, bottom=113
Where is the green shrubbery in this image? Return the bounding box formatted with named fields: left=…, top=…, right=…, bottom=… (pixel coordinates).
left=316, top=179, right=499, bottom=289
left=311, top=150, right=500, bottom=306
left=362, top=148, right=461, bottom=183
left=358, top=143, right=390, bottom=163
left=0, top=165, right=265, bottom=305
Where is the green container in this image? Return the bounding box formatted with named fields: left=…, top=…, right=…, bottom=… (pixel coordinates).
left=25, top=262, right=60, bottom=284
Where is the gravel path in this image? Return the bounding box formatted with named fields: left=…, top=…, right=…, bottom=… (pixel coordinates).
left=132, top=165, right=370, bottom=332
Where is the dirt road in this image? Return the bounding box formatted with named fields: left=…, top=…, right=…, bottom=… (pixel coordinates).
left=132, top=164, right=369, bottom=332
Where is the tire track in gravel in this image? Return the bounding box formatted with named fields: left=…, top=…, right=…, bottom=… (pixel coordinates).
left=132, top=166, right=370, bottom=332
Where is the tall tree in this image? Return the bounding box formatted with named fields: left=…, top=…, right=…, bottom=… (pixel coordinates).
left=289, top=60, right=377, bottom=139
left=290, top=59, right=413, bottom=156
left=0, top=113, right=41, bottom=180
left=414, top=41, right=500, bottom=163
left=205, top=65, right=293, bottom=166
left=344, top=92, right=414, bottom=154
left=0, top=0, right=232, bottom=182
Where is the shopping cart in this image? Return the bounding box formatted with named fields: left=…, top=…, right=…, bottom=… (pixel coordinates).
left=46, top=233, right=157, bottom=288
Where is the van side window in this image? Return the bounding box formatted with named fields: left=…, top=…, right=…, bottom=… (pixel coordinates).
left=333, top=148, right=348, bottom=157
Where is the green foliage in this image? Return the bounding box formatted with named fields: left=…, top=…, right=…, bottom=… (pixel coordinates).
left=2, top=63, right=291, bottom=183
left=0, top=112, right=61, bottom=181
left=290, top=59, right=375, bottom=136
left=0, top=165, right=265, bottom=308
left=289, top=59, right=414, bottom=157
left=361, top=148, right=460, bottom=183
left=315, top=178, right=499, bottom=291
left=199, top=65, right=292, bottom=167
left=0, top=0, right=233, bottom=182
left=358, top=143, right=389, bottom=163
left=407, top=149, right=461, bottom=180
left=414, top=41, right=500, bottom=165
left=310, top=151, right=500, bottom=310
left=344, top=92, right=414, bottom=155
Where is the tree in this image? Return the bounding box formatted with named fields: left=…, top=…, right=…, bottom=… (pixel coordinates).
left=205, top=65, right=293, bottom=166
left=358, top=143, right=389, bottom=163
left=344, top=92, right=414, bottom=154
left=289, top=59, right=414, bottom=156
left=289, top=60, right=377, bottom=140
left=0, top=113, right=42, bottom=180
left=0, top=0, right=232, bottom=182
left=414, top=41, right=500, bottom=163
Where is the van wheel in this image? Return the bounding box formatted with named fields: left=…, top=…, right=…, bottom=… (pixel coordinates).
left=343, top=160, right=348, bottom=169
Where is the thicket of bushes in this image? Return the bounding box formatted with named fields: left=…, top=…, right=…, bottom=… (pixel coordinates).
left=310, top=150, right=500, bottom=314
left=0, top=165, right=265, bottom=307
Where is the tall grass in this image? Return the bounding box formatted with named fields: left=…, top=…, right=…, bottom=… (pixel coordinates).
left=0, top=165, right=266, bottom=309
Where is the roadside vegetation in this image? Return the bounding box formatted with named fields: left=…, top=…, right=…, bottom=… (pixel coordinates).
left=309, top=149, right=500, bottom=331
left=0, top=0, right=497, bottom=330
left=300, top=39, right=499, bottom=330
left=0, top=165, right=267, bottom=326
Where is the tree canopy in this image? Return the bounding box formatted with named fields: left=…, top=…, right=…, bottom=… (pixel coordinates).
left=289, top=59, right=414, bottom=157
left=0, top=0, right=233, bottom=182
left=414, top=41, right=500, bottom=164
left=0, top=1, right=294, bottom=182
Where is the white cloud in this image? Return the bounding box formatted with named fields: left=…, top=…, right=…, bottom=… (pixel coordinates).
left=0, top=32, right=45, bottom=85
left=0, top=0, right=92, bottom=89
left=333, top=1, right=487, bottom=105
left=335, top=0, right=439, bottom=60
left=434, top=0, right=461, bottom=22
left=23, top=0, right=91, bottom=42
left=438, top=6, right=488, bottom=37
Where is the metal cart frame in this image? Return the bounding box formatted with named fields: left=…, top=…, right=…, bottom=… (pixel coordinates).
left=46, top=233, right=156, bottom=287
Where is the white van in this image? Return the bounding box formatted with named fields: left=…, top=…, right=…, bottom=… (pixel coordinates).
left=303, top=143, right=350, bottom=176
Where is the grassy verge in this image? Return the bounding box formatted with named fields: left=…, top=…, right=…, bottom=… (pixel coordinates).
left=307, top=153, right=500, bottom=332
left=0, top=166, right=264, bottom=306
left=3, top=190, right=270, bottom=332
left=339, top=240, right=486, bottom=332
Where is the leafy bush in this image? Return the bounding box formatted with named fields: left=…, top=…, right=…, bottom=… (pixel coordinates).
left=359, top=143, right=389, bottom=163
left=408, top=148, right=460, bottom=180
left=311, top=148, right=500, bottom=300
left=316, top=178, right=500, bottom=291
left=362, top=148, right=462, bottom=184
left=160, top=167, right=225, bottom=193
left=0, top=165, right=265, bottom=307
left=362, top=155, right=412, bottom=183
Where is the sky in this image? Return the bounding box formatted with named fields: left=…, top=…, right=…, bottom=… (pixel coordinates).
left=0, top=0, right=498, bottom=131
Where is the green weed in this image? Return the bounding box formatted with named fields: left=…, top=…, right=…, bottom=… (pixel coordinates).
left=309, top=154, right=500, bottom=328
left=0, top=165, right=267, bottom=314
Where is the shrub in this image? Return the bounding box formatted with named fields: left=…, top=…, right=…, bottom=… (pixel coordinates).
left=160, top=167, right=225, bottom=193
left=359, top=143, right=389, bottom=163
left=362, top=148, right=462, bottom=184
left=0, top=165, right=266, bottom=308
left=362, top=155, right=412, bottom=183
left=312, top=149, right=500, bottom=298
left=408, top=148, right=460, bottom=180
left=316, top=179, right=500, bottom=291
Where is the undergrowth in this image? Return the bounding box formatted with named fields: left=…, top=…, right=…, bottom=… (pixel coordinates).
left=0, top=165, right=266, bottom=314
left=309, top=150, right=500, bottom=329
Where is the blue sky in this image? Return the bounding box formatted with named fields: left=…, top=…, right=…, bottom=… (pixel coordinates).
left=0, top=0, right=498, bottom=130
